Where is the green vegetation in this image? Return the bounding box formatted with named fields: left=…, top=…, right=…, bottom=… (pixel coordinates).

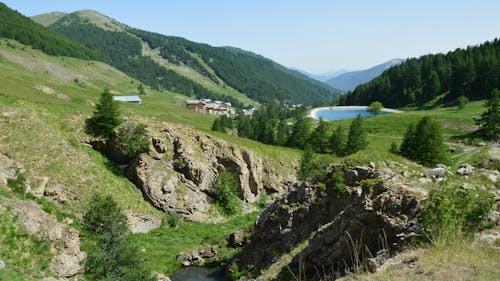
left=116, top=122, right=150, bottom=158
left=420, top=185, right=495, bottom=240
left=345, top=114, right=368, bottom=155
left=367, top=101, right=383, bottom=115
left=340, top=38, right=500, bottom=108
left=475, top=88, right=499, bottom=139
left=213, top=169, right=242, bottom=216
left=211, top=115, right=234, bottom=133
left=298, top=144, right=316, bottom=180
left=399, top=116, right=447, bottom=166
left=0, top=4, right=99, bottom=60
left=85, top=89, right=121, bottom=139
left=83, top=194, right=154, bottom=281
left=456, top=95, right=469, bottom=110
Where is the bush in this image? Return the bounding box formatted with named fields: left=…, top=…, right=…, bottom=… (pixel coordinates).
left=213, top=169, right=242, bottom=216
left=420, top=185, right=495, bottom=240
left=367, top=101, right=383, bottom=115
left=116, top=122, right=150, bottom=158
left=389, top=142, right=399, bottom=154
left=166, top=214, right=181, bottom=228
left=83, top=194, right=154, bottom=281
left=326, top=169, right=346, bottom=193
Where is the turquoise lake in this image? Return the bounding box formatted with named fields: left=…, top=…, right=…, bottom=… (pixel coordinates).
left=313, top=108, right=392, bottom=121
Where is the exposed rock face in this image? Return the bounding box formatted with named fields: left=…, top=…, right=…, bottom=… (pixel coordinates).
left=457, top=163, right=475, bottom=176
left=126, top=212, right=162, bottom=233
left=235, top=166, right=420, bottom=280
left=177, top=245, right=218, bottom=266
left=1, top=198, right=86, bottom=278
left=227, top=230, right=249, bottom=248
left=115, top=124, right=295, bottom=221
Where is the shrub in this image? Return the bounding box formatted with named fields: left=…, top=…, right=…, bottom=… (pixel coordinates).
left=213, top=169, right=242, bottom=216
left=359, top=178, right=384, bottom=194
left=83, top=194, right=154, bottom=281
left=326, top=169, right=346, bottom=193
left=166, top=214, right=181, bottom=228
left=420, top=185, right=495, bottom=240
left=116, top=122, right=149, bottom=158
left=367, top=101, right=383, bottom=115
left=389, top=142, right=399, bottom=154
left=7, top=169, right=26, bottom=194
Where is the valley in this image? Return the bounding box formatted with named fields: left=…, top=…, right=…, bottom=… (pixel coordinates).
left=0, top=2, right=499, bottom=281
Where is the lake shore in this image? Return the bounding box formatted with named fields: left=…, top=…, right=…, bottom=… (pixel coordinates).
left=309, top=106, right=403, bottom=120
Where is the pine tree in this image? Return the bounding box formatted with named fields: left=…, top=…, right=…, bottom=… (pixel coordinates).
left=345, top=114, right=367, bottom=155
left=83, top=194, right=154, bottom=281
left=137, top=84, right=145, bottom=95
left=298, top=144, right=316, bottom=180
left=329, top=125, right=345, bottom=156
left=86, top=89, right=121, bottom=139
left=476, top=89, right=499, bottom=139
left=400, top=117, right=447, bottom=166
left=276, top=119, right=290, bottom=146
left=287, top=115, right=311, bottom=149
left=309, top=118, right=329, bottom=153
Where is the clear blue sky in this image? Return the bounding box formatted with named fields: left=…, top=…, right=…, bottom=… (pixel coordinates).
left=4, top=0, right=500, bottom=73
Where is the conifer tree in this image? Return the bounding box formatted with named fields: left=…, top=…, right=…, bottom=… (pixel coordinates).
left=276, top=119, right=290, bottom=146
left=476, top=89, right=499, bottom=139
left=309, top=118, right=329, bottom=153
left=345, top=114, right=367, bottom=155
left=287, top=115, right=311, bottom=149
left=86, top=89, right=121, bottom=139
left=298, top=144, right=316, bottom=180
left=329, top=125, right=345, bottom=156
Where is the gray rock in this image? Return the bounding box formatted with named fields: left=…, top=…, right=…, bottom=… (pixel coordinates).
left=424, top=167, right=446, bottom=179
left=0, top=257, right=5, bottom=270
left=156, top=273, right=172, bottom=281
left=127, top=213, right=162, bottom=233
left=456, top=163, right=475, bottom=176
left=227, top=230, right=248, bottom=248
left=177, top=246, right=218, bottom=266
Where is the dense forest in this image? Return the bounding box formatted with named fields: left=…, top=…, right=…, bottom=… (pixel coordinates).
left=49, top=14, right=243, bottom=107
left=339, top=39, right=500, bottom=108
left=0, top=4, right=100, bottom=60
left=49, top=11, right=340, bottom=106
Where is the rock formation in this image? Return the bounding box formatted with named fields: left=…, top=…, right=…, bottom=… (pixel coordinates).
left=234, top=166, right=420, bottom=280
left=96, top=123, right=295, bottom=222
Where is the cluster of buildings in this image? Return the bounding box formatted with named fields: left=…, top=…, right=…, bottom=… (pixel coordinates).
left=185, top=99, right=234, bottom=115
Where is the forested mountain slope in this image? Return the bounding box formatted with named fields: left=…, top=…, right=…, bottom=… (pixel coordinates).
left=43, top=10, right=341, bottom=106
left=339, top=39, right=500, bottom=107
left=0, top=3, right=99, bottom=60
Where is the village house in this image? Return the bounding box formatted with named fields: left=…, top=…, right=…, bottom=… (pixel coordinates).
left=185, top=99, right=233, bottom=115
left=112, top=95, right=142, bottom=105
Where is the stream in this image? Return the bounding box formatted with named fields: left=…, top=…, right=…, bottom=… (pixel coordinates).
left=170, top=266, right=227, bottom=281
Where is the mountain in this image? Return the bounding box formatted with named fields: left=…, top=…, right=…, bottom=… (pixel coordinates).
left=339, top=39, right=499, bottom=108
left=0, top=4, right=99, bottom=60
left=326, top=59, right=404, bottom=92
left=291, top=67, right=351, bottom=82
left=40, top=10, right=340, bottom=106
left=31, top=11, right=67, bottom=26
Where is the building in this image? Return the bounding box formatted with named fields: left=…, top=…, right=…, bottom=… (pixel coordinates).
left=112, top=96, right=142, bottom=105
left=185, top=99, right=233, bottom=115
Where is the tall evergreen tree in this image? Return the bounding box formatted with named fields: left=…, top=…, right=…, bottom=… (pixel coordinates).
left=309, top=118, right=330, bottom=153
left=86, top=89, right=121, bottom=139
left=287, top=115, right=311, bottom=149
left=345, top=114, right=367, bottom=155
left=329, top=125, right=346, bottom=156
left=276, top=119, right=290, bottom=146
left=298, top=144, right=316, bottom=180
left=476, top=89, right=499, bottom=139
left=83, top=194, right=153, bottom=281
left=400, top=116, right=447, bottom=166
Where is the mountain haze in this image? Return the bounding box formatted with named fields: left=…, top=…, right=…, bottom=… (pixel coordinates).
left=290, top=67, right=350, bottom=82
left=326, top=59, right=404, bottom=92
left=38, top=10, right=340, bottom=106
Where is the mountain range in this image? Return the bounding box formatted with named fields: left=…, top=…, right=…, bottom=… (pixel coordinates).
left=31, top=10, right=341, bottom=107
left=325, top=59, right=404, bottom=92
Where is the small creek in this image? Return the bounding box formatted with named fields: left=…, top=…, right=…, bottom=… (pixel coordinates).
left=171, top=266, right=227, bottom=281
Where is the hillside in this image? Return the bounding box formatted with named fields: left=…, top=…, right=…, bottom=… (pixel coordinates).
left=30, top=11, right=67, bottom=26
left=326, top=58, right=403, bottom=92
left=339, top=39, right=500, bottom=107
left=0, top=4, right=99, bottom=60
left=41, top=10, right=340, bottom=106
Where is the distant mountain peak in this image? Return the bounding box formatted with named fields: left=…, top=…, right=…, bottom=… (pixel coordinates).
left=56, top=9, right=126, bottom=32
left=326, top=59, right=404, bottom=92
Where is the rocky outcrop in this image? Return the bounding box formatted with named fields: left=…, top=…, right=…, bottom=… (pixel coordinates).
left=106, top=124, right=296, bottom=222
left=227, top=230, right=249, bottom=248
left=1, top=198, right=86, bottom=278
left=234, top=166, right=420, bottom=280
left=177, top=245, right=218, bottom=266
left=126, top=212, right=162, bottom=233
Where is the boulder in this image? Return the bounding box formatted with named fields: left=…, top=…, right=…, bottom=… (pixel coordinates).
left=177, top=246, right=218, bottom=266
left=156, top=273, right=172, bottom=281
left=424, top=167, right=446, bottom=179
left=456, top=163, right=475, bottom=176
left=127, top=213, right=162, bottom=233
left=227, top=230, right=248, bottom=248
left=0, top=257, right=5, bottom=270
